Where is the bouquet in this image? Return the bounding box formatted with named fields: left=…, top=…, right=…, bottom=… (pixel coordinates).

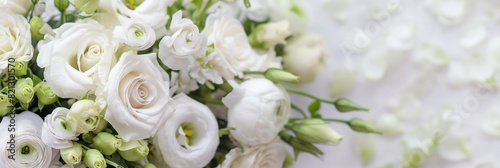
left=0, top=0, right=382, bottom=167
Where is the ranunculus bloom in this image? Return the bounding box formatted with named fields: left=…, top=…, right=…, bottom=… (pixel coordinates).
left=0, top=11, right=33, bottom=71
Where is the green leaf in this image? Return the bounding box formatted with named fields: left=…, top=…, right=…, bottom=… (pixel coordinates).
left=192, top=0, right=203, bottom=9
left=308, top=100, right=321, bottom=118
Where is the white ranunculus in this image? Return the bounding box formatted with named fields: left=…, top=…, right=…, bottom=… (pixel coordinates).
left=67, top=100, right=102, bottom=134
left=103, top=51, right=172, bottom=141
left=0, top=11, right=33, bottom=71
left=37, top=19, right=118, bottom=99
left=0, top=0, right=31, bottom=15
left=0, top=112, right=58, bottom=168
left=152, top=93, right=219, bottom=168
left=113, top=18, right=155, bottom=50
left=159, top=10, right=207, bottom=71
left=222, top=79, right=290, bottom=146
left=41, top=107, right=79, bottom=149
left=282, top=33, right=327, bottom=83
left=220, top=138, right=287, bottom=168
left=112, top=0, right=174, bottom=39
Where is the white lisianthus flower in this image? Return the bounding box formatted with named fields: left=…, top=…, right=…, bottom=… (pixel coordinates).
left=41, top=107, right=79, bottom=149
left=0, top=11, right=33, bottom=71
left=220, top=138, right=287, bottom=168
left=268, top=0, right=307, bottom=33
left=0, top=0, right=31, bottom=15
left=37, top=19, right=118, bottom=99
left=112, top=0, right=175, bottom=39
left=198, top=11, right=271, bottom=84
left=0, top=112, right=58, bottom=168
left=113, top=18, right=155, bottom=50
left=283, top=33, right=327, bottom=83
left=222, top=79, right=290, bottom=146
left=159, top=10, right=207, bottom=71
left=103, top=51, right=173, bottom=141
left=152, top=93, right=219, bottom=168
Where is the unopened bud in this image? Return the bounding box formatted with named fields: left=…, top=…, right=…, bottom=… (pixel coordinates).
left=264, top=68, right=300, bottom=83
left=333, top=98, right=368, bottom=112
left=93, top=132, right=122, bottom=155
left=348, top=118, right=382, bottom=134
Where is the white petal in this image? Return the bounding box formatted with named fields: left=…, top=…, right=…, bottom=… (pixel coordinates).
left=437, top=133, right=471, bottom=161
left=322, top=0, right=350, bottom=23
left=363, top=49, right=388, bottom=81
left=385, top=24, right=416, bottom=51
left=426, top=0, right=470, bottom=25
left=330, top=65, right=358, bottom=96
left=386, top=93, right=421, bottom=120
left=376, top=114, right=403, bottom=138
left=482, top=109, right=500, bottom=137
left=460, top=20, right=487, bottom=48
left=412, top=42, right=449, bottom=70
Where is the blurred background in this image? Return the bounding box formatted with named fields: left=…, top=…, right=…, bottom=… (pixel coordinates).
left=291, top=0, right=500, bottom=167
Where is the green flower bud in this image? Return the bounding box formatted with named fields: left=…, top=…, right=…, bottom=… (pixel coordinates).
left=61, top=142, right=83, bottom=164
left=15, top=78, right=35, bottom=104
left=74, top=0, right=100, bottom=15
left=333, top=98, right=368, bottom=112
left=54, top=0, right=70, bottom=12
left=35, top=82, right=58, bottom=105
left=290, top=118, right=343, bottom=144
left=0, top=94, right=13, bottom=116
left=278, top=131, right=323, bottom=157
left=93, top=132, right=122, bottom=155
left=348, top=118, right=382, bottom=134
left=67, top=100, right=101, bottom=133
left=249, top=20, right=292, bottom=49
left=29, top=17, right=45, bottom=40
left=84, top=149, right=106, bottom=168
left=14, top=61, right=28, bottom=77
left=264, top=68, right=299, bottom=83
left=118, top=140, right=149, bottom=161
left=143, top=163, right=156, bottom=168
left=91, top=116, right=108, bottom=134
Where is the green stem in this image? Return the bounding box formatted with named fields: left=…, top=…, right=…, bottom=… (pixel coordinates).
left=105, top=158, right=125, bottom=168
left=194, top=0, right=214, bottom=26
left=322, top=118, right=349, bottom=124
left=286, top=88, right=336, bottom=104
left=243, top=71, right=265, bottom=75
left=291, top=103, right=307, bottom=118
left=60, top=10, right=67, bottom=26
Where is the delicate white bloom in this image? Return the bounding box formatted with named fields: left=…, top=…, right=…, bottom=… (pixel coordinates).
left=0, top=11, right=33, bottom=71
left=482, top=109, right=500, bottom=137
left=321, top=0, right=350, bottom=23
left=222, top=79, right=290, bottom=146
left=447, top=53, right=496, bottom=87
left=249, top=20, right=292, bottom=49
left=41, top=108, right=78, bottom=149
left=89, top=0, right=121, bottom=28
left=170, top=71, right=199, bottom=94
left=113, top=18, right=155, bottom=50
left=362, top=49, right=388, bottom=81
left=330, top=65, right=358, bottom=96
left=197, top=12, right=269, bottom=84
left=385, top=24, right=416, bottom=52
left=153, top=93, right=219, bottom=168
left=0, top=112, right=58, bottom=168
left=0, top=0, right=31, bottom=15
left=220, top=138, right=287, bottom=168
left=425, top=0, right=470, bottom=25
left=67, top=100, right=101, bottom=134
left=235, top=0, right=270, bottom=22
left=375, top=114, right=403, bottom=138
left=103, top=51, right=172, bottom=141
left=159, top=11, right=207, bottom=71
left=37, top=19, right=118, bottom=98
left=112, top=0, right=175, bottom=39
left=283, top=33, right=327, bottom=83
left=460, top=20, right=487, bottom=48
left=267, top=0, right=307, bottom=33
left=412, top=42, right=448, bottom=70
left=437, top=133, right=472, bottom=161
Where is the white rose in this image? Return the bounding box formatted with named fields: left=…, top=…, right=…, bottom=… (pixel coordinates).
left=152, top=93, right=219, bottom=168
left=222, top=79, right=290, bottom=146
left=0, top=0, right=32, bottom=15
left=37, top=19, right=118, bottom=98
left=113, top=18, right=155, bottom=50
left=283, top=33, right=327, bottom=83
left=198, top=12, right=267, bottom=83
left=0, top=112, right=58, bottom=168
left=41, top=107, right=78, bottom=149
left=112, top=0, right=174, bottom=39
left=103, top=51, right=172, bottom=141
left=159, top=10, right=207, bottom=71
left=220, top=138, right=287, bottom=168
left=0, top=11, right=33, bottom=70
